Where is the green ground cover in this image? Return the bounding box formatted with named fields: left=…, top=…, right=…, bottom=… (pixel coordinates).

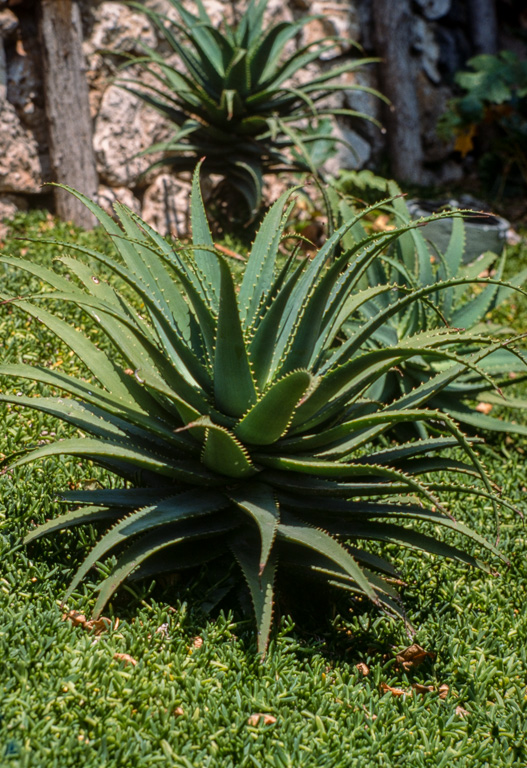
left=1, top=211, right=527, bottom=767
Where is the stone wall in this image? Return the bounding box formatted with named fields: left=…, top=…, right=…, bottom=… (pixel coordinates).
left=0, top=0, right=508, bottom=231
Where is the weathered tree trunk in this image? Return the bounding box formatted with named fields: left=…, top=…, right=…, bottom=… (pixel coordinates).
left=372, top=0, right=423, bottom=184
left=39, top=0, right=98, bottom=228
left=467, top=0, right=498, bottom=55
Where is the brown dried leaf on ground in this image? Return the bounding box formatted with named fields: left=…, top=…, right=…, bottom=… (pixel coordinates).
left=438, top=684, right=449, bottom=699
left=355, top=662, right=370, bottom=677
left=412, top=683, right=435, bottom=695
left=455, top=705, right=469, bottom=717
left=214, top=243, right=246, bottom=262
left=113, top=653, right=137, bottom=666
left=396, top=644, right=436, bottom=671
left=476, top=402, right=493, bottom=415
left=85, top=617, right=112, bottom=635
left=247, top=713, right=277, bottom=726
left=454, top=124, right=477, bottom=157
left=380, top=682, right=408, bottom=697
left=62, top=610, right=87, bottom=628
left=62, top=610, right=112, bottom=635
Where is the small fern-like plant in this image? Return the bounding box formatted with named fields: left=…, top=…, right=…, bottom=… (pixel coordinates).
left=0, top=171, right=514, bottom=653
left=330, top=176, right=527, bottom=438
left=120, top=0, right=382, bottom=216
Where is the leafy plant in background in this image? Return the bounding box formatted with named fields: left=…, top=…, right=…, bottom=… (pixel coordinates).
left=0, top=172, right=514, bottom=654
left=438, top=51, right=527, bottom=198
left=119, top=0, right=382, bottom=217
left=330, top=171, right=527, bottom=437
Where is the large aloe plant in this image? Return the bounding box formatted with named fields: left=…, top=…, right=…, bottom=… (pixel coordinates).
left=330, top=175, right=527, bottom=438
left=120, top=0, right=382, bottom=216
left=0, top=172, right=514, bottom=653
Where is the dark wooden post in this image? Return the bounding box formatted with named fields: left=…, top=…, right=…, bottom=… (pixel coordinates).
left=39, top=0, right=98, bottom=228
left=372, top=0, right=423, bottom=185
left=467, top=0, right=498, bottom=55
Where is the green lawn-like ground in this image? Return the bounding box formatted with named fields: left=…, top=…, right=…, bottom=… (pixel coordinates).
left=1, top=211, right=527, bottom=767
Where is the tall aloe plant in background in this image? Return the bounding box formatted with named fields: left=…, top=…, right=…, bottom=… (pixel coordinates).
left=120, top=0, right=382, bottom=217
left=0, top=171, right=514, bottom=653
left=330, top=174, right=527, bottom=437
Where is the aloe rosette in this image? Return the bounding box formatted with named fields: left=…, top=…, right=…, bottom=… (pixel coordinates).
left=0, top=172, right=513, bottom=653
left=120, top=0, right=383, bottom=215
left=330, top=179, right=527, bottom=438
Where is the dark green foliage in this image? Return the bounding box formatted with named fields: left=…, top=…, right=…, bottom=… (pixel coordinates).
left=438, top=51, right=527, bottom=197
left=120, top=0, right=382, bottom=216
left=0, top=173, right=516, bottom=655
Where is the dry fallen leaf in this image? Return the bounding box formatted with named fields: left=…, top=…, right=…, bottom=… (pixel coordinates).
left=355, top=662, right=370, bottom=677
left=476, top=402, right=493, bottom=415
left=85, top=617, right=112, bottom=635
left=62, top=610, right=87, bottom=628
left=455, top=705, right=469, bottom=717
left=380, top=682, right=407, bottom=697
left=214, top=242, right=246, bottom=262
left=247, top=713, right=277, bottom=726
left=174, top=707, right=184, bottom=716
left=15, top=38, right=27, bottom=57
left=62, top=610, right=112, bottom=635
left=454, top=124, right=477, bottom=157
left=396, top=644, right=436, bottom=671
left=438, top=684, right=449, bottom=699
left=113, top=653, right=137, bottom=667
left=191, top=636, right=203, bottom=649
left=412, top=683, right=434, bottom=695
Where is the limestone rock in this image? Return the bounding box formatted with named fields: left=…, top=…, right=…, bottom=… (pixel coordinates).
left=0, top=193, right=27, bottom=226
left=83, top=2, right=156, bottom=59
left=0, top=102, right=42, bottom=193
left=323, top=122, right=372, bottom=175
left=0, top=40, right=5, bottom=102
left=147, top=0, right=231, bottom=27
left=302, top=0, right=361, bottom=55
left=262, top=175, right=290, bottom=209
left=83, top=2, right=157, bottom=118
left=0, top=9, right=18, bottom=38
left=141, top=173, right=192, bottom=237
left=93, top=84, right=172, bottom=188
left=97, top=184, right=141, bottom=218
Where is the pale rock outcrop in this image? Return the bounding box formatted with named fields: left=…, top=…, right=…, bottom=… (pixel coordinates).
left=141, top=173, right=192, bottom=237
left=97, top=184, right=141, bottom=218
left=0, top=102, right=42, bottom=194
left=93, top=84, right=171, bottom=188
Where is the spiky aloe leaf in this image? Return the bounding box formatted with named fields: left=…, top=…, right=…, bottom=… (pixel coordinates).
left=229, top=484, right=279, bottom=573
left=235, top=370, right=313, bottom=445
left=214, top=257, right=257, bottom=417
left=201, top=422, right=257, bottom=478
left=92, top=515, right=239, bottom=620
left=64, top=489, right=229, bottom=604
left=230, top=536, right=276, bottom=655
